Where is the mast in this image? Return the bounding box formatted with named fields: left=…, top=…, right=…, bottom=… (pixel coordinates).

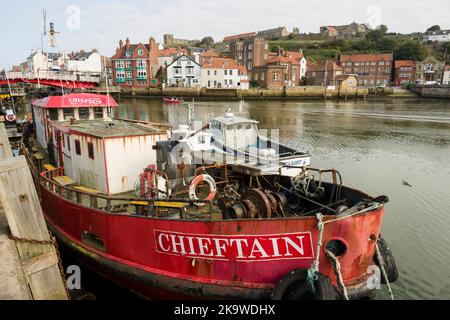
left=101, top=30, right=111, bottom=117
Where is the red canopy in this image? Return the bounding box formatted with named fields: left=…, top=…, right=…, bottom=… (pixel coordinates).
left=31, top=93, right=118, bottom=109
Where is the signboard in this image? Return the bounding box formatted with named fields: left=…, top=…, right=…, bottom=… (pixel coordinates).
left=154, top=230, right=314, bottom=262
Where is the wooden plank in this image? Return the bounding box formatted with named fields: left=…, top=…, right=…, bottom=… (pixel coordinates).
left=43, top=164, right=56, bottom=171
left=0, top=156, right=68, bottom=300
left=0, top=123, right=13, bottom=160
left=53, top=175, right=75, bottom=186
left=22, top=251, right=59, bottom=276
left=0, top=206, right=32, bottom=300
left=74, top=185, right=100, bottom=194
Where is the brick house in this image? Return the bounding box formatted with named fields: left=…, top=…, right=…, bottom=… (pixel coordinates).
left=394, top=60, right=416, bottom=86
left=111, top=37, right=159, bottom=87
left=252, top=51, right=300, bottom=88
left=229, top=36, right=269, bottom=78
left=340, top=53, right=393, bottom=86
left=306, top=60, right=343, bottom=86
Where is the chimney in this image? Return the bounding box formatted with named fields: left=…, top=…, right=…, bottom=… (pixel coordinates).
left=125, top=38, right=130, bottom=49
left=119, top=39, right=123, bottom=49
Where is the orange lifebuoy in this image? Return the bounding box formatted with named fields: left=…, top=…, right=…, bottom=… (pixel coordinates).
left=189, top=174, right=217, bottom=206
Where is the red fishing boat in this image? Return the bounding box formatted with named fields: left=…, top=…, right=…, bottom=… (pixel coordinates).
left=22, top=93, right=398, bottom=300
left=163, top=97, right=183, bottom=104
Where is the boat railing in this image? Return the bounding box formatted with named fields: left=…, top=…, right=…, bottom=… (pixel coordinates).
left=38, top=168, right=215, bottom=219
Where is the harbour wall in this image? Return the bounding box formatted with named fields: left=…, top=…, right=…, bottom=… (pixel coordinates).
left=120, top=86, right=395, bottom=100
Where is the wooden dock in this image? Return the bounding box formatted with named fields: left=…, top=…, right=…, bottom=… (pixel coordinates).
left=0, top=123, right=68, bottom=300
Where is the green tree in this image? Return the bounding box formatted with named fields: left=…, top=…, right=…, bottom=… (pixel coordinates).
left=426, top=25, right=441, bottom=32
left=200, top=37, right=214, bottom=48
left=394, top=41, right=428, bottom=61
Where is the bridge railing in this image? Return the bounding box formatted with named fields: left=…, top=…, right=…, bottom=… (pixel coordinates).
left=5, top=71, right=101, bottom=83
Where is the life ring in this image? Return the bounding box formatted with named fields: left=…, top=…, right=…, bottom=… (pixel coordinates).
left=6, top=113, right=15, bottom=122
left=271, top=269, right=338, bottom=300
left=189, top=174, right=217, bottom=206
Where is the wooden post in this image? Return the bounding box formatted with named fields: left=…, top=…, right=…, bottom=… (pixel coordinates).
left=0, top=123, right=13, bottom=160
left=0, top=156, right=68, bottom=300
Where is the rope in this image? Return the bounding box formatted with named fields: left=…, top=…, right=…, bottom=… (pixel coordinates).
left=326, top=250, right=349, bottom=300
left=306, top=213, right=324, bottom=294
left=375, top=242, right=395, bottom=300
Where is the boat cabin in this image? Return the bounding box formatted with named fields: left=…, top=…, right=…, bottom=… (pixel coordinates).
left=48, top=119, right=168, bottom=195
left=31, top=93, right=117, bottom=150
left=210, top=112, right=260, bottom=151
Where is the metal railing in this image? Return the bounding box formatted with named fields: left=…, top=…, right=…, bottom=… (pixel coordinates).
left=4, top=71, right=101, bottom=83
left=38, top=167, right=215, bottom=220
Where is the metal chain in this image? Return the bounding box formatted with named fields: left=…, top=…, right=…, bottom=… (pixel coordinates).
left=375, top=242, right=395, bottom=300
left=8, top=231, right=71, bottom=300
left=325, top=250, right=349, bottom=300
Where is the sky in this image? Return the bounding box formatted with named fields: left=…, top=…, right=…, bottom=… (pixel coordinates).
left=1, top=0, right=449, bottom=69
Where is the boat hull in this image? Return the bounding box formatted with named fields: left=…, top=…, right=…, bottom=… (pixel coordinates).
left=41, top=184, right=383, bottom=300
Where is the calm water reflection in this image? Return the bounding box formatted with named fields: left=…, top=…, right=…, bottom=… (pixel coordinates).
left=118, top=97, right=450, bottom=300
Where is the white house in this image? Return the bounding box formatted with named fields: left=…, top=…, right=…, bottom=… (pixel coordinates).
left=158, top=48, right=188, bottom=69
left=422, top=30, right=450, bottom=42
left=443, top=65, right=450, bottom=85
left=166, top=55, right=201, bottom=87
left=201, top=58, right=249, bottom=89
left=27, top=50, right=67, bottom=74
left=67, top=50, right=102, bottom=75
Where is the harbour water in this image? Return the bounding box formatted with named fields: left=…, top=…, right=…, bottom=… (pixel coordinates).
left=116, top=97, right=450, bottom=300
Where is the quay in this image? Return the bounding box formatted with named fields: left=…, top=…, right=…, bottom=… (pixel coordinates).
left=0, top=123, right=68, bottom=300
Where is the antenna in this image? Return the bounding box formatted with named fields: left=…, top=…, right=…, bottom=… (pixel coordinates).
left=101, top=30, right=111, bottom=117
left=41, top=8, right=47, bottom=52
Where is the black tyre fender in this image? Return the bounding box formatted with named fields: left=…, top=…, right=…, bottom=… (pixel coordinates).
left=271, top=269, right=339, bottom=300
left=374, top=234, right=399, bottom=284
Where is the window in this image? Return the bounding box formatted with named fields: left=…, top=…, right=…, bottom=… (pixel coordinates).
left=137, top=70, right=147, bottom=78
left=229, top=79, right=233, bottom=85
left=224, top=79, right=228, bottom=85
left=207, top=70, right=210, bottom=76
left=379, top=61, right=385, bottom=66
left=116, top=71, right=125, bottom=79
left=126, top=51, right=132, bottom=58
left=126, top=61, right=132, bottom=68
left=273, top=73, right=280, bottom=81
left=208, top=80, right=211, bottom=87
left=214, top=70, right=217, bottom=76
left=138, top=49, right=144, bottom=56
left=75, top=140, right=81, bottom=155
left=137, top=60, right=147, bottom=67
left=67, top=136, right=71, bottom=151
left=224, top=70, right=228, bottom=75
left=94, top=107, right=104, bottom=119
left=126, top=71, right=133, bottom=79
left=229, top=70, right=233, bottom=76
left=63, top=108, right=74, bottom=120
left=49, top=109, right=58, bottom=121
left=248, top=52, right=253, bottom=59
left=238, top=53, right=243, bottom=59
left=88, top=142, right=94, bottom=160
left=265, top=43, right=269, bottom=50
left=115, top=60, right=124, bottom=68
left=79, top=108, right=89, bottom=120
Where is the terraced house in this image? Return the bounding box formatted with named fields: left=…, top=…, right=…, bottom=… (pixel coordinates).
left=111, top=37, right=159, bottom=87
left=340, top=53, right=393, bottom=86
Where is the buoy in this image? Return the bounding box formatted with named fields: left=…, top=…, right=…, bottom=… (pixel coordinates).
left=189, top=174, right=217, bottom=206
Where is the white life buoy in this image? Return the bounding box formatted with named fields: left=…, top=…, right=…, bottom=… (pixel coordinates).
left=189, top=174, right=217, bottom=206
left=6, top=113, right=15, bottom=122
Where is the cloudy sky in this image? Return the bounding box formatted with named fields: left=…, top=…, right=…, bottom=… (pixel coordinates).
left=1, top=0, right=449, bottom=69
